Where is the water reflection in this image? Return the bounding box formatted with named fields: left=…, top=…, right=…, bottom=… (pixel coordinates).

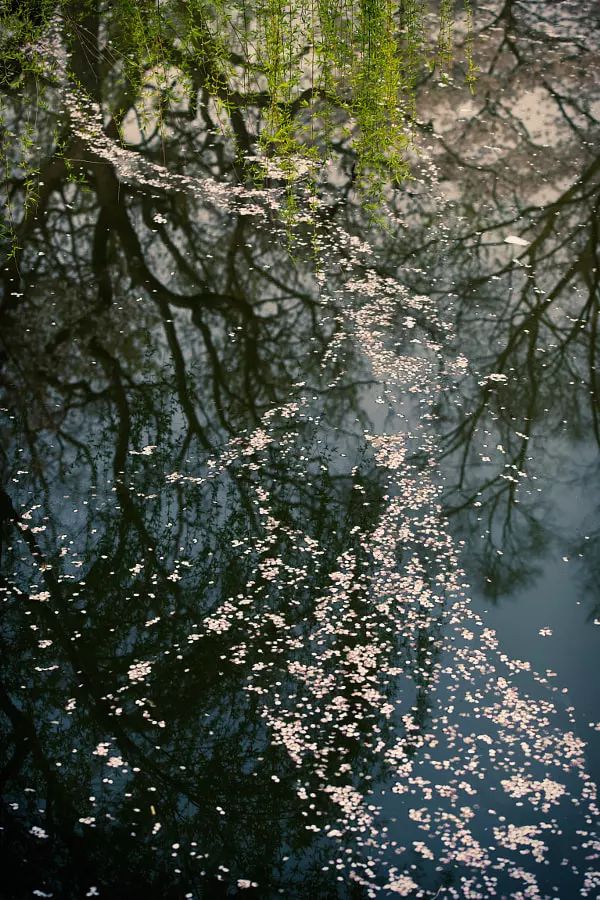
left=1, top=1, right=600, bottom=898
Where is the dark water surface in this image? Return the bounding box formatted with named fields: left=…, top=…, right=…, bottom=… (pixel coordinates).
left=1, top=2, right=599, bottom=898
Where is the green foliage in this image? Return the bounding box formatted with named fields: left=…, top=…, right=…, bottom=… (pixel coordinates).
left=437, top=0, right=454, bottom=76
left=0, top=0, right=477, bottom=242
left=463, top=0, right=478, bottom=93
left=0, top=0, right=53, bottom=259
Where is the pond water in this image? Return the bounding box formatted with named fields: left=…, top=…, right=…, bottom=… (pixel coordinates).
left=1, top=2, right=599, bottom=898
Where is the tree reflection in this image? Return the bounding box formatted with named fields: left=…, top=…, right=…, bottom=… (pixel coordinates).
left=328, top=0, right=600, bottom=600
left=0, top=11, right=406, bottom=893
left=1, top=1, right=600, bottom=897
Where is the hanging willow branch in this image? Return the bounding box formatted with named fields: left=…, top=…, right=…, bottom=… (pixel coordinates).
left=0, top=0, right=476, bottom=236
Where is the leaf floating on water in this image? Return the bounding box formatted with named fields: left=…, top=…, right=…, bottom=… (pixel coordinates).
left=504, top=234, right=530, bottom=246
